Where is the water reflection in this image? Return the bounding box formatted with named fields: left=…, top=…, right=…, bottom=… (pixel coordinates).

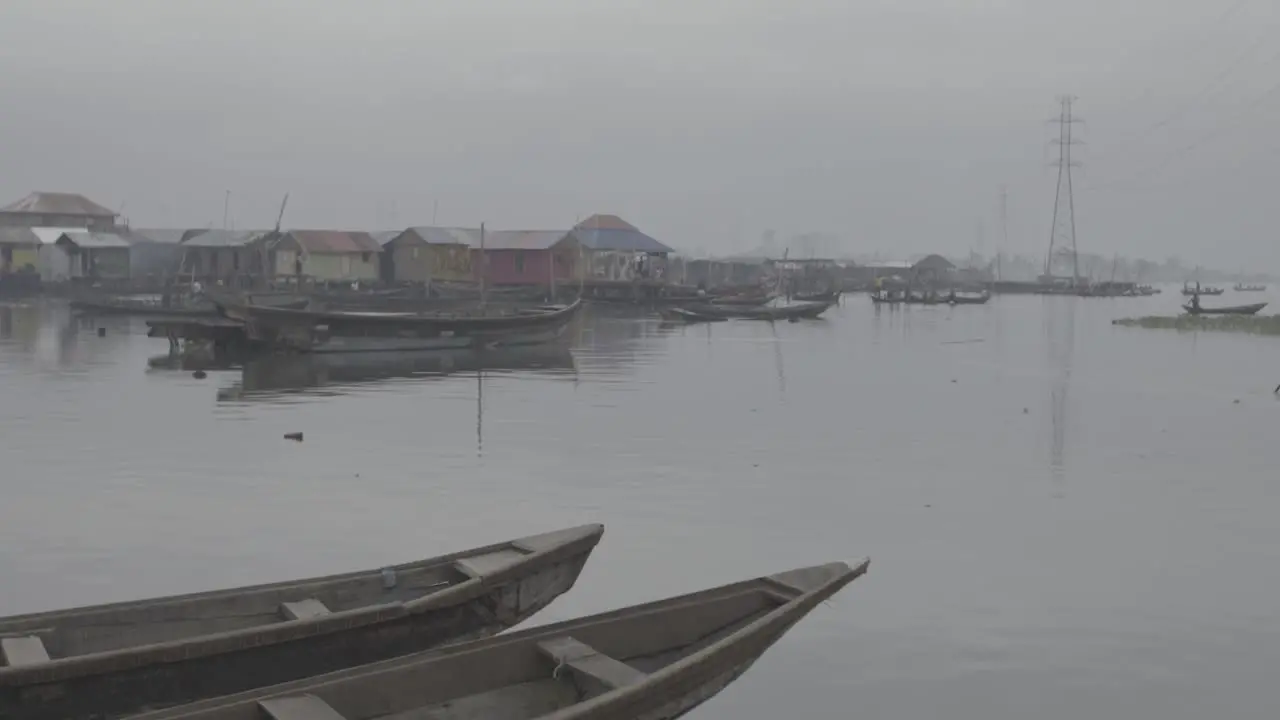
left=1044, top=296, right=1076, bottom=496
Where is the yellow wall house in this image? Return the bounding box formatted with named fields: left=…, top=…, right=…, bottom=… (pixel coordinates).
left=273, top=230, right=382, bottom=283
left=0, top=228, right=41, bottom=273
left=387, top=227, right=476, bottom=284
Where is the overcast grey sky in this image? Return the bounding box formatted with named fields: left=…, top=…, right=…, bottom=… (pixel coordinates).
left=2, top=0, right=1279, bottom=267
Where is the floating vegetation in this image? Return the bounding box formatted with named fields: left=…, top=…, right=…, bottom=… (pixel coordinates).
left=1111, top=314, right=1280, bottom=335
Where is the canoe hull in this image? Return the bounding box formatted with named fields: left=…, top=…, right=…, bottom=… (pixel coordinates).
left=1182, top=302, right=1267, bottom=316
left=0, top=527, right=601, bottom=720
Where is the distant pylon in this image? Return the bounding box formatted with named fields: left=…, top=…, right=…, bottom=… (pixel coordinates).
left=1045, top=95, right=1083, bottom=282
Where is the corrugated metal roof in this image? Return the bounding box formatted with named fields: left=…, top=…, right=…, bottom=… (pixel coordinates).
left=403, top=226, right=483, bottom=247
left=570, top=227, right=672, bottom=253
left=130, top=228, right=193, bottom=245
left=474, top=230, right=571, bottom=251
left=56, top=231, right=131, bottom=249
left=577, top=214, right=637, bottom=231
left=286, top=230, right=382, bottom=254
left=370, top=230, right=401, bottom=247
left=28, top=227, right=87, bottom=245
left=1, top=192, right=117, bottom=217
left=0, top=228, right=40, bottom=246
left=180, top=229, right=269, bottom=248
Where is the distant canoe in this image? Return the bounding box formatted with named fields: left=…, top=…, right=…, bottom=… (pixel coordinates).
left=659, top=307, right=728, bottom=324
left=870, top=294, right=943, bottom=305
left=948, top=292, right=991, bottom=305
left=1182, top=301, right=1267, bottom=316
left=683, top=301, right=833, bottom=321
left=1234, top=284, right=1267, bottom=292
left=1181, top=286, right=1224, bottom=296
left=131, top=559, right=868, bottom=720
left=0, top=525, right=603, bottom=720
left=790, top=290, right=841, bottom=302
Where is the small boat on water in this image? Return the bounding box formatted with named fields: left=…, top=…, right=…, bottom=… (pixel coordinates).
left=1182, top=284, right=1224, bottom=296
left=0, top=525, right=603, bottom=720
left=131, top=559, right=868, bottom=720
left=947, top=291, right=991, bottom=305
left=1234, top=283, right=1267, bottom=292
left=683, top=301, right=833, bottom=321
left=1182, top=301, right=1268, bottom=316
left=208, top=292, right=583, bottom=353
left=790, top=289, right=841, bottom=303
left=709, top=293, right=775, bottom=307
left=658, top=307, right=728, bottom=324
left=870, top=292, right=943, bottom=305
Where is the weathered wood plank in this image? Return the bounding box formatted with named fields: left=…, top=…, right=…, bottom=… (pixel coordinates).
left=259, top=694, right=348, bottom=720
left=1, top=635, right=51, bottom=666
left=538, top=636, right=646, bottom=689
left=279, top=598, right=331, bottom=621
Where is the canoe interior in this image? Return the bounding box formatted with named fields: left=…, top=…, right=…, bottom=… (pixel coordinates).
left=135, top=561, right=865, bottom=720
left=0, top=536, right=556, bottom=661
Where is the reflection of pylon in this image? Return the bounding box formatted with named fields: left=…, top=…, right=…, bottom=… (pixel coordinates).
left=1045, top=95, right=1083, bottom=282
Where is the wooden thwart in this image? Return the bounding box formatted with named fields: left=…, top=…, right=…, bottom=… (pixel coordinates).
left=279, top=599, right=331, bottom=621
left=454, top=549, right=526, bottom=578
left=1, top=636, right=51, bottom=666
left=538, top=636, right=647, bottom=689
left=259, top=695, right=347, bottom=720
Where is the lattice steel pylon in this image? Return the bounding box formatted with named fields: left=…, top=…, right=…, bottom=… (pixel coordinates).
left=1045, top=95, right=1083, bottom=282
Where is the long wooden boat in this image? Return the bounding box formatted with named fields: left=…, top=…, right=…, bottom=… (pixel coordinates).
left=1233, top=283, right=1267, bottom=292
left=658, top=307, right=727, bottom=324
left=0, top=525, right=603, bottom=720
left=1181, top=286, right=1224, bottom=296
left=683, top=301, right=833, bottom=321
left=709, top=293, right=775, bottom=307
left=132, top=559, right=868, bottom=720
left=208, top=293, right=583, bottom=353
left=73, top=295, right=309, bottom=318
left=1182, top=301, right=1267, bottom=316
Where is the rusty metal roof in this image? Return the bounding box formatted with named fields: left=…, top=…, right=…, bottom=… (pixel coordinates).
left=576, top=214, right=637, bottom=231
left=56, top=231, right=131, bottom=249
left=474, top=230, right=572, bottom=251
left=0, top=228, right=40, bottom=246
left=0, top=192, right=117, bottom=217
left=286, top=230, right=382, bottom=254
left=569, top=215, right=671, bottom=253
left=130, top=228, right=194, bottom=245
left=370, top=230, right=401, bottom=247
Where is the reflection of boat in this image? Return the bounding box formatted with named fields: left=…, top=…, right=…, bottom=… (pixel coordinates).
left=132, top=560, right=867, bottom=720
left=681, top=301, right=833, bottom=321
left=1182, top=301, right=1267, bottom=316
left=216, top=344, right=576, bottom=399
left=0, top=525, right=604, bottom=720
left=209, top=292, right=583, bottom=353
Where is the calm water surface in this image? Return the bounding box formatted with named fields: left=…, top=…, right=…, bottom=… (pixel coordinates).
left=2, top=291, right=1279, bottom=719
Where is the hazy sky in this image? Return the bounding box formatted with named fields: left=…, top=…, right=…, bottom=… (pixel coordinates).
left=3, top=1, right=1279, bottom=267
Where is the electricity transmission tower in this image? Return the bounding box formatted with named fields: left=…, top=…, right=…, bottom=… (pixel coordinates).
left=1045, top=95, right=1082, bottom=283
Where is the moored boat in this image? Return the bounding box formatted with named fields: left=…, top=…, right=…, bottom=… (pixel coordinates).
left=658, top=307, right=727, bottom=324
left=1181, top=301, right=1267, bottom=316
left=947, top=291, right=991, bottom=305
left=0, top=525, right=603, bottom=720
left=682, top=301, right=832, bottom=321
left=790, top=289, right=841, bottom=303
left=208, top=293, right=584, bottom=353
left=1234, top=283, right=1267, bottom=292
left=1181, top=284, right=1224, bottom=296
left=130, top=559, right=868, bottom=720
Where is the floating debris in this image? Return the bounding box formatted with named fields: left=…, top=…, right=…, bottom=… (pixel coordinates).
left=192, top=370, right=207, bottom=379
left=96, top=327, right=106, bottom=337
left=1111, top=314, right=1280, bottom=335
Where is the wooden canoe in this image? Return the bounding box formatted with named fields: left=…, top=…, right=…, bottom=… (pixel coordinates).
left=0, top=525, right=603, bottom=720
left=1182, top=301, right=1267, bottom=316
left=658, top=307, right=727, bottom=324
left=131, top=559, right=868, bottom=720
